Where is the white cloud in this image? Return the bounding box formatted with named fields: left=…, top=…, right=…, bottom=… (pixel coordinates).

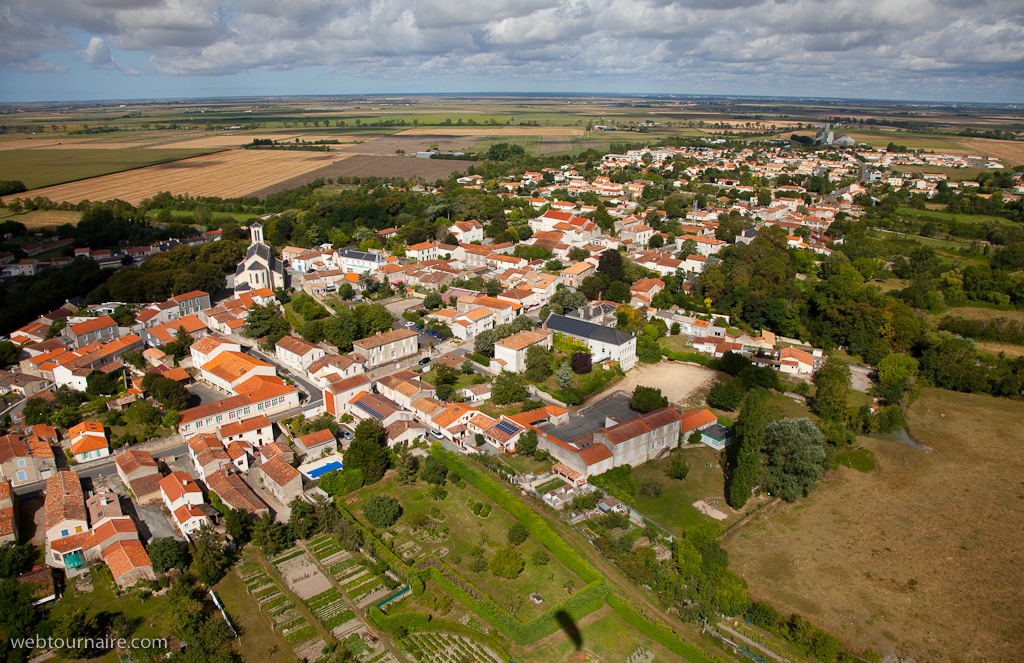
left=0, top=0, right=1020, bottom=99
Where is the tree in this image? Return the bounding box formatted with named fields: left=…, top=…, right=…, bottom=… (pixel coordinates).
left=344, top=419, right=390, bottom=483
left=151, top=375, right=191, bottom=410
left=491, top=371, right=527, bottom=405
left=54, top=607, right=96, bottom=658
left=86, top=369, right=120, bottom=396
left=395, top=446, right=419, bottom=485
left=192, top=525, right=229, bottom=585
left=423, top=293, right=443, bottom=309
left=363, top=495, right=402, bottom=528
left=163, top=409, right=181, bottom=428
left=674, top=538, right=702, bottom=577
left=225, top=508, right=251, bottom=544
left=568, top=246, right=589, bottom=262
left=524, top=344, right=554, bottom=382
left=812, top=356, right=851, bottom=422
left=22, top=397, right=50, bottom=425
left=679, top=238, right=699, bottom=257
left=111, top=305, right=136, bottom=327
left=419, top=455, right=449, bottom=485
left=606, top=280, right=631, bottom=303
left=318, top=468, right=364, bottom=496
left=665, top=453, right=690, bottom=480
left=517, top=429, right=538, bottom=456
left=507, top=522, right=529, bottom=547
left=876, top=353, right=918, bottom=388
left=148, top=537, right=189, bottom=573
left=251, top=512, right=290, bottom=556
left=125, top=399, right=159, bottom=426
left=570, top=351, right=592, bottom=374
left=707, top=380, right=743, bottom=411
left=764, top=418, right=828, bottom=502
left=639, top=479, right=662, bottom=497
left=531, top=549, right=550, bottom=566
left=243, top=302, right=291, bottom=344
left=632, top=385, right=669, bottom=413
left=555, top=359, right=573, bottom=388
left=0, top=543, right=34, bottom=577
left=427, top=484, right=448, bottom=501
left=597, top=249, right=625, bottom=282
left=489, top=547, right=525, bottom=579
left=728, top=388, right=779, bottom=508
left=163, top=325, right=195, bottom=359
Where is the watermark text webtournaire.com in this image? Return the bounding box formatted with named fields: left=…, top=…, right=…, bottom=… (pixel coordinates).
left=12, top=636, right=168, bottom=650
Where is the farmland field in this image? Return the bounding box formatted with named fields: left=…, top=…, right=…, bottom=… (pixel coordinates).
left=952, top=137, right=1024, bottom=165
left=0, top=209, right=82, bottom=229
left=248, top=155, right=478, bottom=198
left=0, top=147, right=226, bottom=189
left=3, top=149, right=343, bottom=205
left=396, top=126, right=584, bottom=136
left=724, top=388, right=1024, bottom=662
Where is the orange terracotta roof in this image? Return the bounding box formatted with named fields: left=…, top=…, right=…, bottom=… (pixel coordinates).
left=69, top=316, right=116, bottom=336
left=102, top=540, right=152, bottom=580
left=261, top=456, right=300, bottom=487
left=45, top=471, right=86, bottom=530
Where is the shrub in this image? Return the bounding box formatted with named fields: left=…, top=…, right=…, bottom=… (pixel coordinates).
left=570, top=351, right=592, bottom=374
left=631, top=385, right=668, bottom=413
left=489, top=548, right=525, bottom=579
left=318, top=468, right=364, bottom=496
left=363, top=495, right=402, bottom=528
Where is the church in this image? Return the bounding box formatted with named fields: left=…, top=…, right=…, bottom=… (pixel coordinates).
left=234, top=221, right=289, bottom=294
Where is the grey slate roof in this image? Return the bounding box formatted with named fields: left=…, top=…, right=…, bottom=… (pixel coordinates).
left=544, top=313, right=634, bottom=346
left=337, top=246, right=384, bottom=263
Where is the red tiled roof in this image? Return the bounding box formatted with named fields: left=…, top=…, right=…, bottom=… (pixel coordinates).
left=102, top=540, right=152, bottom=579
left=261, top=456, right=300, bottom=487
left=45, top=471, right=86, bottom=530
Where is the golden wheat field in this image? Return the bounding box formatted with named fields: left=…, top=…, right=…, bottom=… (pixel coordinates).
left=2, top=150, right=349, bottom=205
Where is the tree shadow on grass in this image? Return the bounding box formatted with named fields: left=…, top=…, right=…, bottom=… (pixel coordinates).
left=555, top=609, right=583, bottom=650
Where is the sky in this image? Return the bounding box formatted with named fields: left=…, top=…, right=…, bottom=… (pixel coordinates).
left=1, top=0, right=1022, bottom=103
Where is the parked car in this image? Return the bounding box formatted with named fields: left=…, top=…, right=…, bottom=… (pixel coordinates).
left=419, top=357, right=432, bottom=365
left=339, top=430, right=353, bottom=440
left=429, top=429, right=443, bottom=439
left=405, top=320, right=416, bottom=327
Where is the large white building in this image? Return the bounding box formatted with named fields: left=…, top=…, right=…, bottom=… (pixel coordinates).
left=543, top=314, right=637, bottom=371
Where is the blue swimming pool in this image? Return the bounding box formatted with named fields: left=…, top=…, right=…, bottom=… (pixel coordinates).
left=307, top=461, right=343, bottom=478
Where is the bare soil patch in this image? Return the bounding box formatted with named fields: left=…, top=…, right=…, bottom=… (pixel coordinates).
left=340, top=133, right=483, bottom=155
left=725, top=388, right=1024, bottom=662
left=6, top=150, right=339, bottom=205
left=145, top=133, right=302, bottom=149
left=396, top=126, right=583, bottom=136
left=593, top=361, right=718, bottom=408
left=247, top=155, right=477, bottom=198
left=952, top=138, right=1024, bottom=166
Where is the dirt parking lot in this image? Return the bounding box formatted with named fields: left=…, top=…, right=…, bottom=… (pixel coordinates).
left=594, top=361, right=719, bottom=407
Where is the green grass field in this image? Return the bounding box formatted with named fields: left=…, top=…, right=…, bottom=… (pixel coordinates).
left=896, top=206, right=1012, bottom=225
left=351, top=474, right=583, bottom=624
left=0, top=148, right=226, bottom=189
left=214, top=570, right=296, bottom=663
left=45, top=567, right=170, bottom=662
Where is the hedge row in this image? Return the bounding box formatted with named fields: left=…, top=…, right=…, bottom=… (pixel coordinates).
left=606, top=594, right=714, bottom=663
left=422, top=554, right=609, bottom=645
left=337, top=507, right=412, bottom=582
left=661, top=347, right=720, bottom=370
left=431, top=447, right=600, bottom=584
left=367, top=607, right=431, bottom=634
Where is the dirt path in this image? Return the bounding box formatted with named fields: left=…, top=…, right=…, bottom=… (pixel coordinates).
left=295, top=539, right=412, bottom=663
left=714, top=623, right=788, bottom=663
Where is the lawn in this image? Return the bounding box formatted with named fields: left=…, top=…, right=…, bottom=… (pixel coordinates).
left=629, top=446, right=758, bottom=535
left=420, top=367, right=485, bottom=392
left=215, top=568, right=296, bottom=663
left=659, top=335, right=697, bottom=353
left=896, top=206, right=1013, bottom=225
left=724, top=388, right=1024, bottom=662
left=0, top=147, right=226, bottom=190
left=515, top=603, right=703, bottom=663
left=502, top=453, right=553, bottom=476
left=45, top=566, right=170, bottom=662
left=349, top=474, right=584, bottom=624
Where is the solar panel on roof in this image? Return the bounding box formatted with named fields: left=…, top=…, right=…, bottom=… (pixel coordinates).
left=494, top=420, right=520, bottom=436
left=355, top=401, right=384, bottom=420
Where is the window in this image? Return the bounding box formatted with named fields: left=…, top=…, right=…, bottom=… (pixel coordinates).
left=76, top=526, right=83, bottom=533
left=17, top=459, right=26, bottom=467
left=53, top=552, right=60, bottom=562
left=16, top=470, right=26, bottom=482
left=61, top=529, right=69, bottom=537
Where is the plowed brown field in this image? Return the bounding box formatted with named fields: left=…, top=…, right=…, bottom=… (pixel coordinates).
left=2, top=150, right=346, bottom=205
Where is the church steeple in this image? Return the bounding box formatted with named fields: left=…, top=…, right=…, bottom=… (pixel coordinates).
left=250, top=221, right=264, bottom=245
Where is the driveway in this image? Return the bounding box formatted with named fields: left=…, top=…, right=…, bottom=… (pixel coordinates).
left=850, top=364, right=873, bottom=392
left=133, top=501, right=184, bottom=543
